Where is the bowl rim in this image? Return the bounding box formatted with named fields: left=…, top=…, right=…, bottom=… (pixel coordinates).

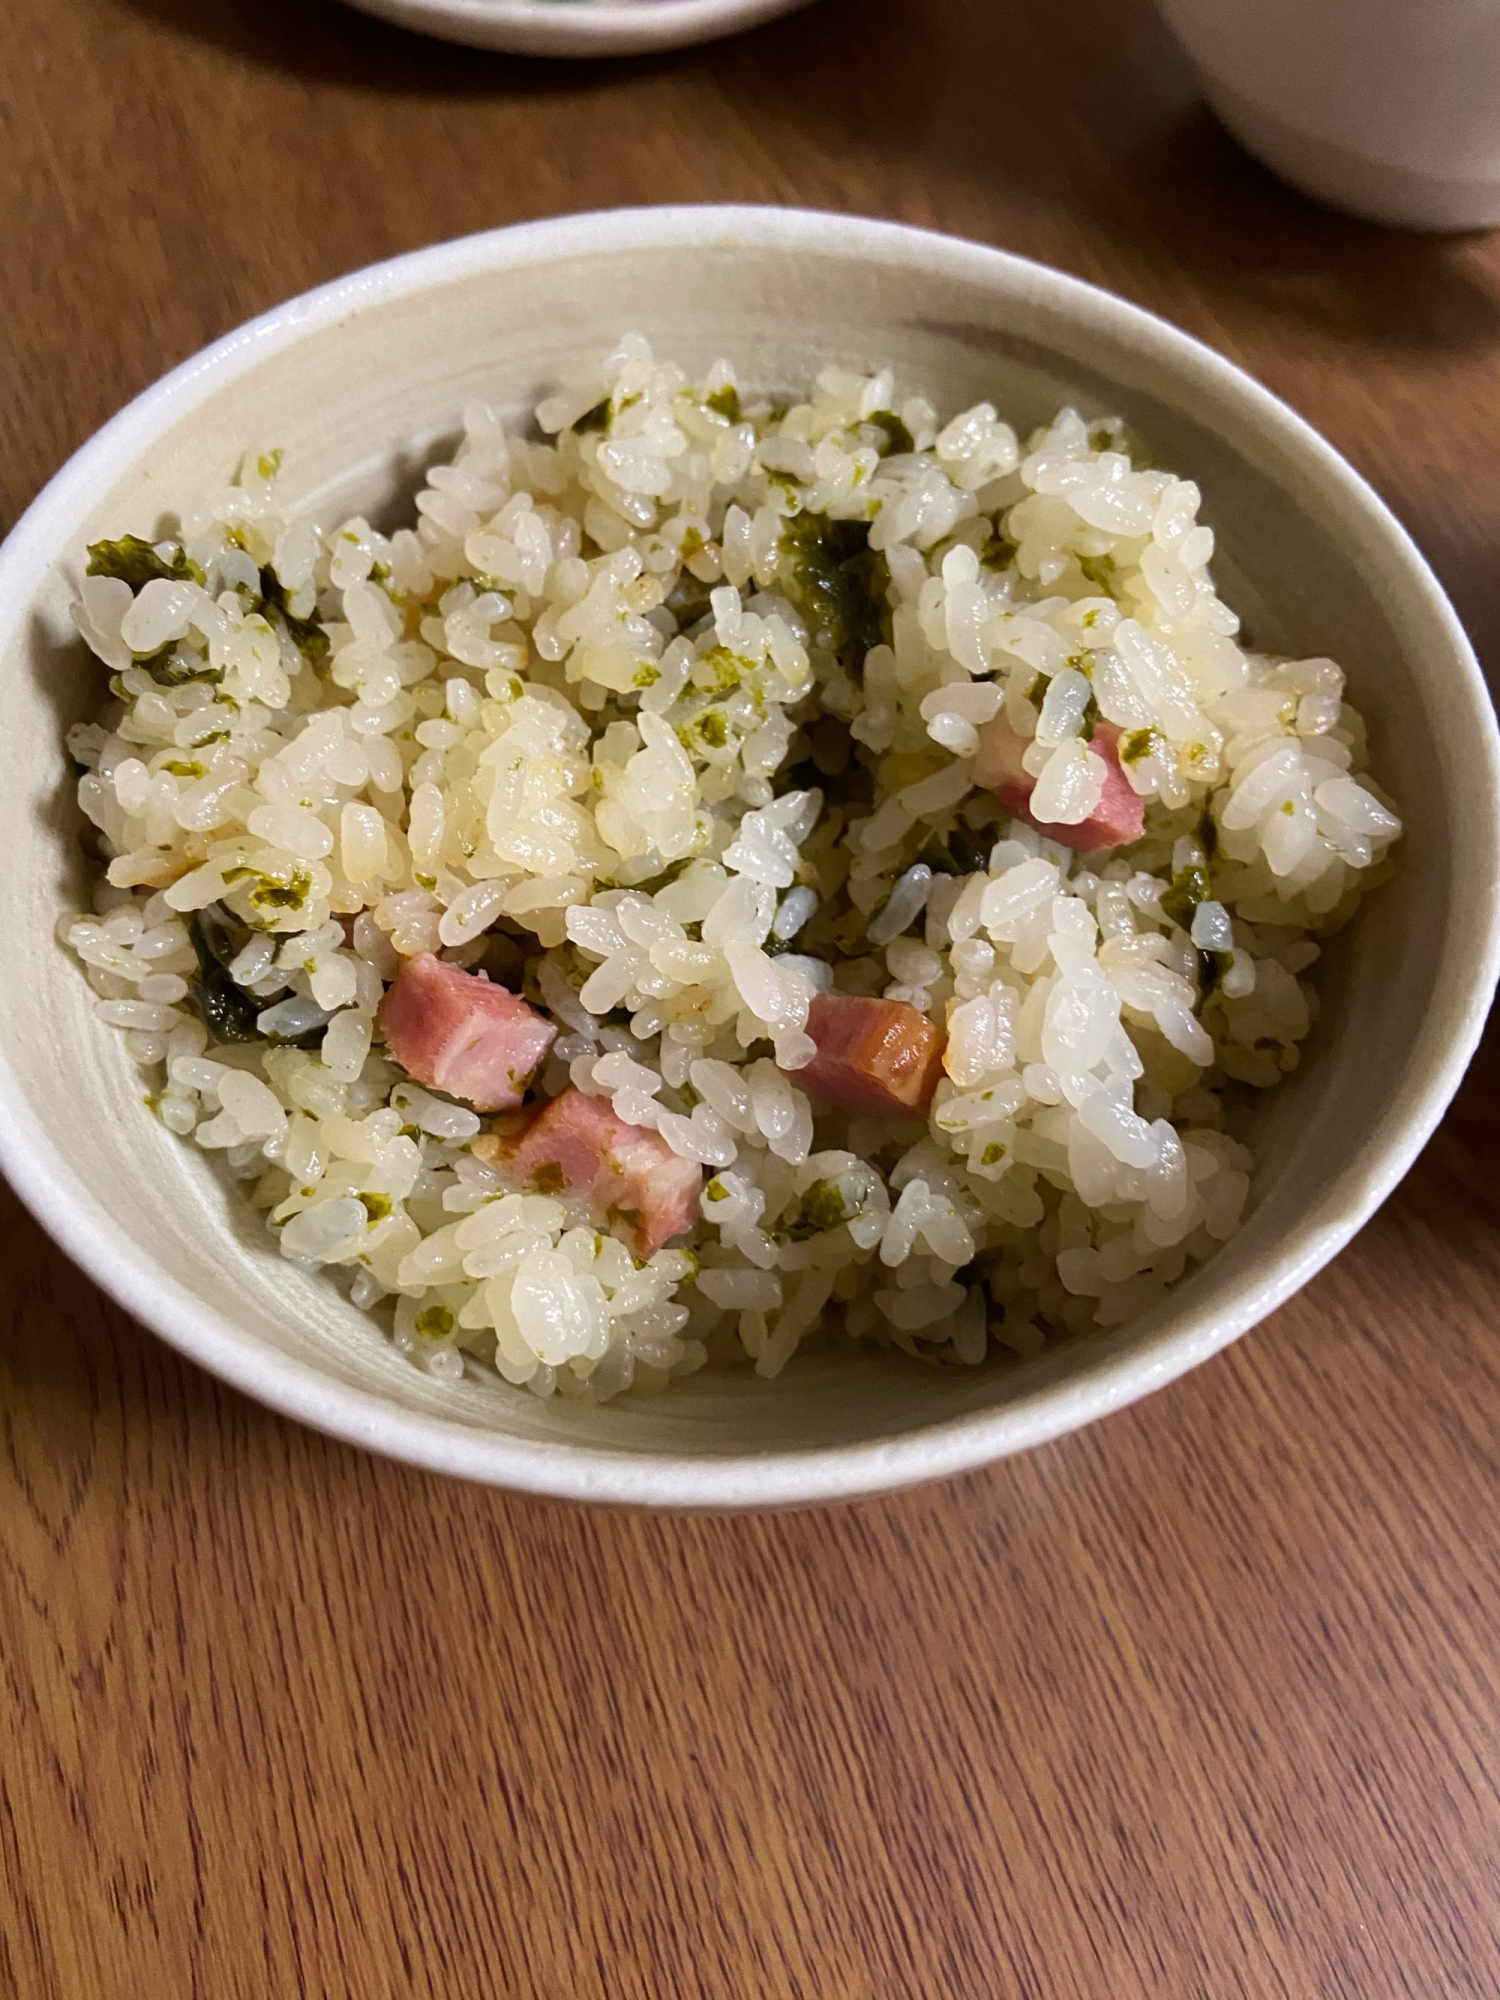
left=3, top=202, right=1497, bottom=1508
left=340, top=0, right=816, bottom=59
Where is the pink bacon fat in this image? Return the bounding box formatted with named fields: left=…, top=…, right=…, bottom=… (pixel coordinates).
left=973, top=709, right=1144, bottom=853
left=791, top=991, right=946, bottom=1121
left=473, top=1087, right=702, bottom=1260
left=378, top=952, right=557, bottom=1114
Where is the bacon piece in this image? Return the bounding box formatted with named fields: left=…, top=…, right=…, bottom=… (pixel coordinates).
left=793, top=991, right=945, bottom=1120
left=474, top=1087, right=701, bottom=1259
left=378, top=952, right=556, bottom=1113
left=974, top=710, right=1144, bottom=852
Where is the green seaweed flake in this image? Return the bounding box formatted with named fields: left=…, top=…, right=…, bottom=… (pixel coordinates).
left=978, top=535, right=1015, bottom=573
left=139, top=647, right=220, bottom=691
left=783, top=1179, right=851, bottom=1242
left=1197, top=948, right=1234, bottom=996
left=704, top=385, right=741, bottom=424
left=1160, top=862, right=1211, bottom=934
left=862, top=411, right=915, bottom=457
left=694, top=645, right=748, bottom=693
left=223, top=862, right=313, bottom=914
left=186, top=906, right=327, bottom=1048
left=1119, top=726, right=1165, bottom=767
left=1088, top=419, right=1154, bottom=469
left=919, top=823, right=993, bottom=877
left=86, top=534, right=205, bottom=590
left=780, top=512, right=892, bottom=672
left=185, top=909, right=261, bottom=1044
left=258, top=566, right=331, bottom=664
left=666, top=568, right=716, bottom=632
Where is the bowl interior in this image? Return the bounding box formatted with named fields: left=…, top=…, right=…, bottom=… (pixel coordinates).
left=3, top=218, right=1494, bottom=1495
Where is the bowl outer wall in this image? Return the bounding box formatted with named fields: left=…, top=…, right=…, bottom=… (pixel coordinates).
left=1, top=205, right=1496, bottom=1508
left=338, top=0, right=818, bottom=59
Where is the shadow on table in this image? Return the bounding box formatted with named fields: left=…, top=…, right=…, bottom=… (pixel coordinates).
left=1128, top=116, right=1500, bottom=356
left=116, top=0, right=1500, bottom=357
left=1423, top=998, right=1500, bottom=1230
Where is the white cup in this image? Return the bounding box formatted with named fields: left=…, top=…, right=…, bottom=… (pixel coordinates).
left=1155, top=0, right=1500, bottom=230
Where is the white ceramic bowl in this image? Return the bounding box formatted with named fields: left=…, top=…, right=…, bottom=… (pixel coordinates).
left=2, top=207, right=1497, bottom=1507
left=1156, top=0, right=1500, bottom=230
left=340, top=0, right=817, bottom=58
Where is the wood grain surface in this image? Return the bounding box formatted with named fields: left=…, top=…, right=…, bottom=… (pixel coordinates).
left=4, top=2, right=1500, bottom=1994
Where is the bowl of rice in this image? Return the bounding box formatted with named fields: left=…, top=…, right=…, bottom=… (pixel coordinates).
left=2, top=207, right=1496, bottom=1507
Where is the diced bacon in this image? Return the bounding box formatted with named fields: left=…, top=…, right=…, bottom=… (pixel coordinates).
left=474, top=1087, right=701, bottom=1259
left=378, top=952, right=556, bottom=1113
left=792, top=992, right=945, bottom=1120
left=973, top=709, right=1144, bottom=852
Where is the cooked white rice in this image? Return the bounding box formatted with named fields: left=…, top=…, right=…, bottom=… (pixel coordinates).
left=60, top=334, right=1401, bottom=1400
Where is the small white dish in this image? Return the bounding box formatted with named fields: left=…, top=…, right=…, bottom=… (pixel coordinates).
left=2, top=206, right=1497, bottom=1506
left=340, top=0, right=818, bottom=58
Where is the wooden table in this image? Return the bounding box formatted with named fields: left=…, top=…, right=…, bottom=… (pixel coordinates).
left=5, top=2, right=1499, bottom=1993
